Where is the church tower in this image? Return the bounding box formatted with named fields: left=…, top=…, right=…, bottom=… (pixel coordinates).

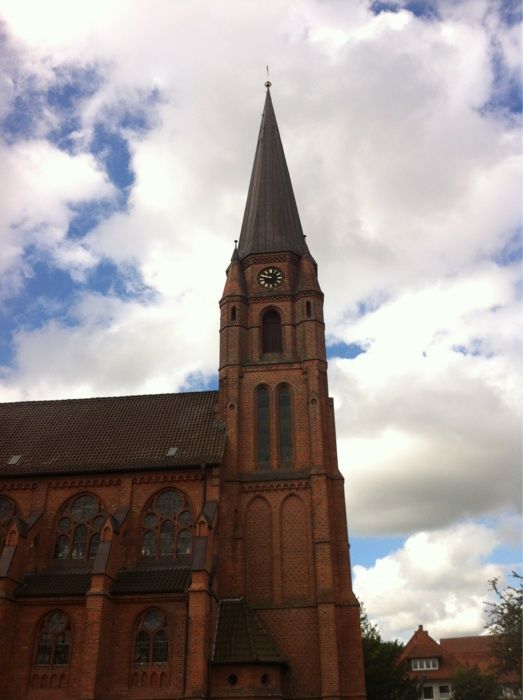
left=214, top=85, right=366, bottom=699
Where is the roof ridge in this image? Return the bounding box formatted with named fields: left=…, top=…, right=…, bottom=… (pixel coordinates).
left=242, top=600, right=257, bottom=660
left=0, top=389, right=219, bottom=406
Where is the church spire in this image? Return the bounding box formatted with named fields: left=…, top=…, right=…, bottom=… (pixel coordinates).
left=237, top=85, right=310, bottom=260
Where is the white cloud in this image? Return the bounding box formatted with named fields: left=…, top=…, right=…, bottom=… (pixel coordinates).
left=332, top=263, right=521, bottom=535
left=0, top=139, right=114, bottom=297
left=353, top=521, right=504, bottom=641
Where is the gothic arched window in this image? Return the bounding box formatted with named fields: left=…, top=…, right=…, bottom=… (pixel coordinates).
left=0, top=496, right=18, bottom=549
left=133, top=609, right=168, bottom=665
left=257, top=385, right=270, bottom=468
left=53, top=495, right=104, bottom=562
left=278, top=384, right=293, bottom=466
left=141, top=490, right=193, bottom=559
left=261, top=309, right=282, bottom=354
left=34, top=611, right=70, bottom=666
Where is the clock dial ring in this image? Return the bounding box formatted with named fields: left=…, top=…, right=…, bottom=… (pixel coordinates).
left=257, top=267, right=284, bottom=289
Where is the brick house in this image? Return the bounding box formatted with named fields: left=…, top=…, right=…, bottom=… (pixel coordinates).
left=400, top=624, right=522, bottom=699
left=0, top=86, right=367, bottom=700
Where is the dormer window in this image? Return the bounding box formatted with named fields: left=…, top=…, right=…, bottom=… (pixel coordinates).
left=411, top=658, right=439, bottom=670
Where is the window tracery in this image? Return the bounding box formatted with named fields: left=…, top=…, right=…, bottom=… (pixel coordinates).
left=53, top=494, right=104, bottom=561
left=133, top=609, right=168, bottom=665
left=140, top=490, right=193, bottom=558
left=34, top=611, right=70, bottom=666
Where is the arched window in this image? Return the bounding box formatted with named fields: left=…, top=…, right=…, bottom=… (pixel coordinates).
left=0, top=496, right=18, bottom=549
left=134, top=609, right=168, bottom=665
left=261, top=309, right=282, bottom=354
left=34, top=611, right=70, bottom=666
left=141, top=490, right=193, bottom=559
left=278, top=385, right=293, bottom=466
left=257, top=386, right=270, bottom=468
left=53, top=495, right=104, bottom=562
left=231, top=305, right=237, bottom=322
left=305, top=300, right=312, bottom=318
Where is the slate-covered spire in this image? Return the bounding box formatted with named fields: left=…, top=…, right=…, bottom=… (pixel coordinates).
left=237, top=85, right=310, bottom=260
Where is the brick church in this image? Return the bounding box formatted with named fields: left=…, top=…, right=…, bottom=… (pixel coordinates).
left=0, top=85, right=366, bottom=700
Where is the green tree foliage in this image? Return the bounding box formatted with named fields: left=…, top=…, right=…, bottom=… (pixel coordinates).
left=360, top=608, right=417, bottom=700
left=484, top=571, right=522, bottom=677
left=450, top=667, right=499, bottom=700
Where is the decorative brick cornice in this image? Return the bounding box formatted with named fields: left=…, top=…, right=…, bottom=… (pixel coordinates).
left=241, top=253, right=300, bottom=269
left=132, top=472, right=200, bottom=485
left=240, top=481, right=311, bottom=493
left=48, top=477, right=122, bottom=489
left=0, top=482, right=37, bottom=491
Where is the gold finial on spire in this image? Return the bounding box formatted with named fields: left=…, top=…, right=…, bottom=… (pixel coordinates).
left=264, top=65, right=272, bottom=89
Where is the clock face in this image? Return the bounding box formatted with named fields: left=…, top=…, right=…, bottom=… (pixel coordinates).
left=257, top=267, right=284, bottom=289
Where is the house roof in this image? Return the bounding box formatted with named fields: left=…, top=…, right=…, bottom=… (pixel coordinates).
left=0, top=391, right=225, bottom=476
left=237, top=87, right=310, bottom=260
left=212, top=598, right=285, bottom=665
left=402, top=625, right=444, bottom=659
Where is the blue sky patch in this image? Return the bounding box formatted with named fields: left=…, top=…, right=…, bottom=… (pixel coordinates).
left=370, top=0, right=439, bottom=19
left=494, top=230, right=522, bottom=267
left=351, top=534, right=404, bottom=568
left=91, top=123, right=135, bottom=190
left=327, top=342, right=366, bottom=360
left=181, top=371, right=219, bottom=392
left=1, top=77, right=46, bottom=142
left=499, top=0, right=522, bottom=27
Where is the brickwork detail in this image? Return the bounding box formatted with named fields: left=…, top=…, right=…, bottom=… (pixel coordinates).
left=245, top=497, right=273, bottom=602
left=281, top=495, right=310, bottom=601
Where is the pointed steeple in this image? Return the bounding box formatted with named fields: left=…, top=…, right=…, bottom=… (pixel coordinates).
left=237, top=86, right=310, bottom=260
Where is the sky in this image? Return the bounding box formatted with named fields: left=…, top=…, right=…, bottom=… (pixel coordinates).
left=0, top=0, right=521, bottom=643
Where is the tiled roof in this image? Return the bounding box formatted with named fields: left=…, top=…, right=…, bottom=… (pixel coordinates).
left=440, top=635, right=520, bottom=683
left=0, top=391, right=225, bottom=476
left=15, top=572, right=91, bottom=597
left=440, top=635, right=495, bottom=655
left=401, top=625, right=445, bottom=659
left=111, top=567, right=191, bottom=594
left=237, top=88, right=310, bottom=260
left=212, top=598, right=285, bottom=664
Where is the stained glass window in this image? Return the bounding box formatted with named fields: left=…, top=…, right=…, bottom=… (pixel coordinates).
left=34, top=612, right=70, bottom=667
left=257, top=386, right=270, bottom=467
left=53, top=495, right=104, bottom=562
left=141, top=490, right=193, bottom=559
left=278, top=385, right=293, bottom=466
left=262, top=310, right=282, bottom=354
left=134, top=609, right=168, bottom=665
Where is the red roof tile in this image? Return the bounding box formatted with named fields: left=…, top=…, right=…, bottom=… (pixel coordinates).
left=0, top=391, right=225, bottom=476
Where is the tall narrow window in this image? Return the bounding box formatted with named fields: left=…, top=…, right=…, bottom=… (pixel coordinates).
left=257, top=386, right=270, bottom=467
left=53, top=495, right=104, bottom=562
left=231, top=305, right=237, bottom=322
left=0, top=496, right=18, bottom=551
left=34, top=612, right=70, bottom=666
left=305, top=300, right=312, bottom=318
left=141, top=490, right=193, bottom=559
left=261, top=310, right=282, bottom=354
left=278, top=385, right=293, bottom=466
left=133, top=609, right=168, bottom=665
